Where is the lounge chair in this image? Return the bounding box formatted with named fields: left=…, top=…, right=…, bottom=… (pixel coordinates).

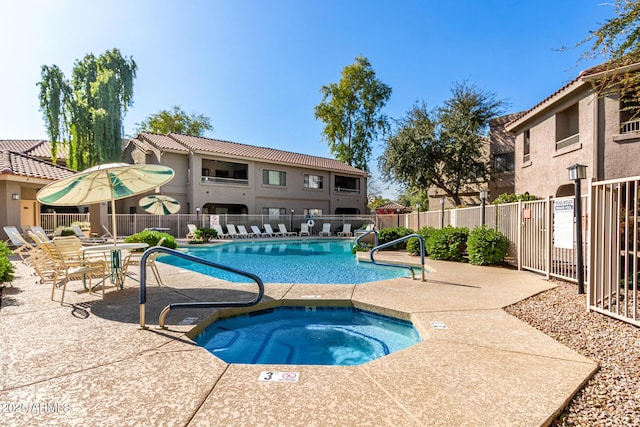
left=71, top=225, right=106, bottom=244
left=3, top=225, right=34, bottom=260
left=30, top=226, right=51, bottom=242
left=263, top=224, right=282, bottom=237
left=299, top=223, right=310, bottom=236
left=226, top=224, right=242, bottom=238
left=237, top=225, right=255, bottom=238
left=337, top=224, right=353, bottom=237
left=318, top=223, right=332, bottom=236
left=250, top=225, right=268, bottom=238
left=212, top=224, right=231, bottom=239
left=278, top=224, right=297, bottom=236
left=122, top=237, right=166, bottom=286
left=30, top=232, right=107, bottom=305
left=186, top=224, right=197, bottom=239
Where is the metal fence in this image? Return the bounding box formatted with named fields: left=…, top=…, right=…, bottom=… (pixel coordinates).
left=589, top=176, right=640, bottom=327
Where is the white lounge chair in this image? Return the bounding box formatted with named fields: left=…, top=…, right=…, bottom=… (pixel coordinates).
left=337, top=224, right=352, bottom=237
left=299, top=223, right=310, bottom=236
left=71, top=225, right=106, bottom=244
left=226, top=224, right=242, bottom=238
left=318, top=223, right=332, bottom=236
left=212, top=224, right=231, bottom=239
left=237, top=225, right=255, bottom=238
left=263, top=224, right=282, bottom=237
left=186, top=224, right=197, bottom=239
left=278, top=224, right=297, bottom=236
left=251, top=225, right=268, bottom=237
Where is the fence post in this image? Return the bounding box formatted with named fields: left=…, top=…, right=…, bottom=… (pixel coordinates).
left=546, top=197, right=552, bottom=280
left=517, top=199, right=523, bottom=271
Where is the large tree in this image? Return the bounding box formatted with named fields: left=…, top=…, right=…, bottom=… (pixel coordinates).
left=379, top=82, right=505, bottom=206
left=38, top=48, right=137, bottom=170
left=135, top=105, right=213, bottom=137
left=314, top=56, right=392, bottom=171
left=578, top=0, right=640, bottom=108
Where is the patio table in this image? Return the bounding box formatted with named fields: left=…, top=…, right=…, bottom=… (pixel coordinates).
left=80, top=242, right=149, bottom=290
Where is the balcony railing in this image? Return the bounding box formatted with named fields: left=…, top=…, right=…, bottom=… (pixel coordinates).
left=201, top=176, right=248, bottom=186
left=555, top=133, right=579, bottom=150
left=334, top=187, right=360, bottom=194
left=621, top=119, right=640, bottom=134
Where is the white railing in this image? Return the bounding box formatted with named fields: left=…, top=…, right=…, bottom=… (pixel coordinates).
left=556, top=133, right=580, bottom=150
left=621, top=119, right=640, bottom=134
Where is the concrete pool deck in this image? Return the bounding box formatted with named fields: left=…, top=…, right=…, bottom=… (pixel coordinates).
left=0, top=249, right=598, bottom=426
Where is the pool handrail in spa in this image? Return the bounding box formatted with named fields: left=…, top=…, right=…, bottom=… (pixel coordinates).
left=137, top=246, right=264, bottom=329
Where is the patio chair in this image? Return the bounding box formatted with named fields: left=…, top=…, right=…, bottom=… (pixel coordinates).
left=337, top=224, right=353, bottom=237
left=3, top=225, right=34, bottom=260
left=278, top=224, right=297, bottom=236
left=226, top=224, right=242, bottom=238
left=237, top=225, right=255, bottom=238
left=71, top=225, right=106, bottom=244
left=250, top=225, right=268, bottom=238
left=186, top=224, right=197, bottom=239
left=31, top=232, right=108, bottom=305
left=30, top=226, right=51, bottom=242
left=122, top=237, right=166, bottom=286
left=299, top=223, right=310, bottom=236
left=318, top=223, right=332, bottom=237
left=263, top=224, right=282, bottom=237
left=212, top=224, right=231, bottom=239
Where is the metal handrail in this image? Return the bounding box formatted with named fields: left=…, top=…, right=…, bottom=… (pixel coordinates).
left=355, top=229, right=379, bottom=247
left=369, top=233, right=426, bottom=281
left=138, top=246, right=264, bottom=329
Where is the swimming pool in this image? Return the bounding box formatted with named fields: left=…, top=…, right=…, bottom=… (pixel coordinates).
left=194, top=306, right=422, bottom=365
left=160, top=240, right=417, bottom=284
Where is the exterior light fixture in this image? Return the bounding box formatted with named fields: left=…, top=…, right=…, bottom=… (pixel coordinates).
left=567, top=163, right=587, bottom=294
left=479, top=190, right=488, bottom=225
left=440, top=198, right=445, bottom=229
left=12, top=193, right=20, bottom=200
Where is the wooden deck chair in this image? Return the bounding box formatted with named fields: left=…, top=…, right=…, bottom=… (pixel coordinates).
left=122, top=237, right=166, bottom=286
left=3, top=225, right=34, bottom=260
left=278, top=224, right=297, bottom=236
left=318, top=223, right=332, bottom=236
left=263, top=224, right=282, bottom=237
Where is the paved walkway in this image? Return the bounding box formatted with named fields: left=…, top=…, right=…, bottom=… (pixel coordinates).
left=0, top=249, right=597, bottom=426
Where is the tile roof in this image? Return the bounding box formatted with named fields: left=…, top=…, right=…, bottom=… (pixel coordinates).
left=0, top=150, right=75, bottom=181
left=0, top=140, right=67, bottom=160
left=132, top=132, right=368, bottom=176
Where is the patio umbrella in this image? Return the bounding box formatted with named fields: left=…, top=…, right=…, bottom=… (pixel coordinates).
left=138, top=194, right=181, bottom=215
left=36, top=163, right=175, bottom=244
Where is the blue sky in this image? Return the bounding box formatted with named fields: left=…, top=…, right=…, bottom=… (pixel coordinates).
left=0, top=0, right=615, bottom=197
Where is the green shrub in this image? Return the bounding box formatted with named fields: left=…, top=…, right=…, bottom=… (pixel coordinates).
left=0, top=241, right=15, bottom=285
left=492, top=192, right=539, bottom=205
left=193, top=227, right=218, bottom=242
left=467, top=226, right=509, bottom=265
left=426, top=226, right=469, bottom=261
left=54, top=226, right=76, bottom=237
left=407, top=226, right=435, bottom=256
left=351, top=244, right=370, bottom=254
left=377, top=227, right=413, bottom=250
left=124, top=229, right=178, bottom=251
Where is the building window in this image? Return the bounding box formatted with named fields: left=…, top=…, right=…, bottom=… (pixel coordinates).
left=555, top=103, right=579, bottom=150
left=523, top=130, right=530, bottom=163
left=620, top=94, right=640, bottom=133
left=263, top=169, right=286, bottom=186
left=304, top=174, right=323, bottom=189
left=335, top=175, right=360, bottom=193
left=304, top=208, right=323, bottom=217
left=263, top=207, right=286, bottom=219
left=493, top=152, right=514, bottom=173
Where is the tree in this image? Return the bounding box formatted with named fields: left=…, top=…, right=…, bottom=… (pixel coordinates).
left=314, top=56, right=392, bottom=171
left=578, top=0, right=640, bottom=110
left=379, top=82, right=505, bottom=206
left=135, top=105, right=213, bottom=137
left=396, top=188, right=429, bottom=212
left=38, top=48, right=137, bottom=170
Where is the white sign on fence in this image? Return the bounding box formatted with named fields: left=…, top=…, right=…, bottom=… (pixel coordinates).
left=554, top=199, right=574, bottom=249
left=209, top=215, right=220, bottom=227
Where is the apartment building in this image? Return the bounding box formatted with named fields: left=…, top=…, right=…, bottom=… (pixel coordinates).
left=123, top=132, right=369, bottom=216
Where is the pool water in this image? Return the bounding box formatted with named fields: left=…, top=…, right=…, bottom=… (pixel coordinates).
left=160, top=240, right=417, bottom=284
left=194, top=306, right=422, bottom=366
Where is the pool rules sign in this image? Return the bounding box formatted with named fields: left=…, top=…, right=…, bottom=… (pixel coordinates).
left=554, top=199, right=574, bottom=249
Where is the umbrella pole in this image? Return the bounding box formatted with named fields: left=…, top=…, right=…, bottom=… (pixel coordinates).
left=111, top=197, right=118, bottom=245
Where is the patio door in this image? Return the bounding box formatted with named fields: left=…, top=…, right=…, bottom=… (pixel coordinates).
left=20, top=199, right=38, bottom=227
